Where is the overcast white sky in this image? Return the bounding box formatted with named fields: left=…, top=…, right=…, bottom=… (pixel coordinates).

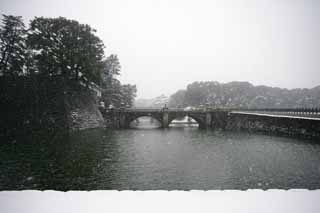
left=1, top=0, right=320, bottom=98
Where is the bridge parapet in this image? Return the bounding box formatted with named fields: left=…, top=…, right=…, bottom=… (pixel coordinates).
left=230, top=108, right=320, bottom=119
left=231, top=108, right=320, bottom=113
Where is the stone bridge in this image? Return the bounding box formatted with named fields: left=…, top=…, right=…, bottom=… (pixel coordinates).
left=100, top=108, right=230, bottom=129
left=100, top=107, right=320, bottom=138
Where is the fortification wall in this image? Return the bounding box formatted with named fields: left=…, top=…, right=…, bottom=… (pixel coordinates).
left=67, top=87, right=104, bottom=131
left=226, top=113, right=320, bottom=139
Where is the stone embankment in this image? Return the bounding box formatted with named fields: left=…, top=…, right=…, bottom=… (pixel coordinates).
left=226, top=112, right=320, bottom=139
left=67, top=89, right=104, bottom=131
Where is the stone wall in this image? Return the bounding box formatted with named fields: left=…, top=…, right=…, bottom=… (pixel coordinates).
left=67, top=88, right=104, bottom=131
left=226, top=113, right=320, bottom=139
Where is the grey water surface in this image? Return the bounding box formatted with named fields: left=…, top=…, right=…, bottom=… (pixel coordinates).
left=1, top=124, right=320, bottom=190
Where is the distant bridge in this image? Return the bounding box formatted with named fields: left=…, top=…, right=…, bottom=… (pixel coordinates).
left=101, top=107, right=223, bottom=129
left=100, top=107, right=320, bottom=136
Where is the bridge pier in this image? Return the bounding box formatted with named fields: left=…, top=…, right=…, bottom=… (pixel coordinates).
left=119, top=112, right=127, bottom=128
left=205, top=112, right=212, bottom=129
left=162, top=111, right=169, bottom=128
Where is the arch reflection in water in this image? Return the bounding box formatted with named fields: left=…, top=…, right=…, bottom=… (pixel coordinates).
left=130, top=116, right=162, bottom=129
left=169, top=115, right=199, bottom=128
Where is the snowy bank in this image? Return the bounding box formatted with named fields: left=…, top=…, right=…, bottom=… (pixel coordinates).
left=0, top=190, right=320, bottom=213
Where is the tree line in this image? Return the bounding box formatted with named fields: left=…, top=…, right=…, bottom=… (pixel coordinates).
left=168, top=81, right=320, bottom=109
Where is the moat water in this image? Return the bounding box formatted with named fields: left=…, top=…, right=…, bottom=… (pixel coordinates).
left=1, top=120, right=320, bottom=190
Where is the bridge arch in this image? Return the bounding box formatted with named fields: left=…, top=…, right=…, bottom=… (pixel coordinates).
left=186, top=114, right=205, bottom=128
left=102, top=108, right=215, bottom=129
left=169, top=115, right=199, bottom=126
left=126, top=113, right=163, bottom=128
left=168, top=113, right=206, bottom=128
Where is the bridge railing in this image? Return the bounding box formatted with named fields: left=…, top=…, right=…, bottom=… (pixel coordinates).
left=124, top=108, right=227, bottom=112
left=230, top=108, right=320, bottom=116
left=101, top=107, right=320, bottom=115
left=115, top=107, right=211, bottom=112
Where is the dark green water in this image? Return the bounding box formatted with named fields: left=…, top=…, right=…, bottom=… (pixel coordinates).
left=1, top=126, right=320, bottom=190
